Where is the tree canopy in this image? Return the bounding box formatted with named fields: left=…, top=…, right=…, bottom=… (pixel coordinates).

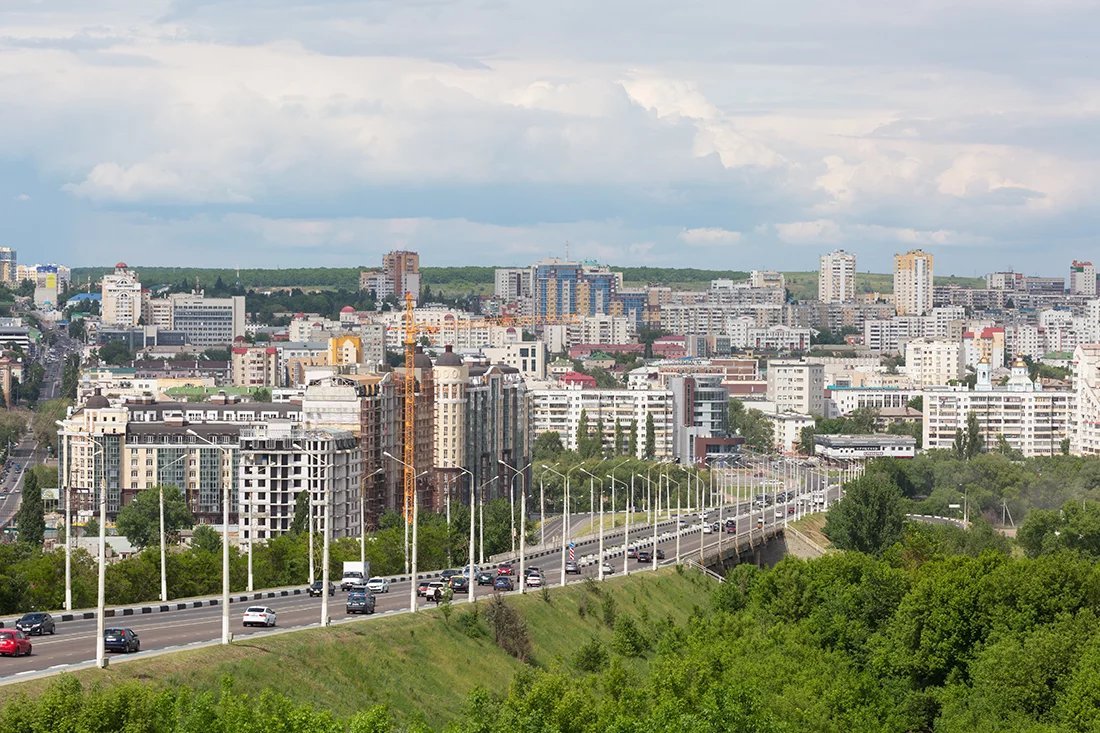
left=116, top=485, right=195, bottom=549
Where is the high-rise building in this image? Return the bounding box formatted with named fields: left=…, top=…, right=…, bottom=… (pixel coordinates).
left=494, top=268, right=532, bottom=302
left=101, top=262, right=143, bottom=327
left=766, top=358, right=825, bottom=416
left=903, top=338, right=965, bottom=386
left=750, top=270, right=786, bottom=291
left=158, top=293, right=246, bottom=346
left=0, top=247, right=15, bottom=285
left=818, top=250, right=856, bottom=303
left=532, top=259, right=621, bottom=320
left=1070, top=260, right=1096, bottom=296
left=359, top=250, right=421, bottom=303
left=893, top=249, right=934, bottom=316
left=231, top=345, right=281, bottom=387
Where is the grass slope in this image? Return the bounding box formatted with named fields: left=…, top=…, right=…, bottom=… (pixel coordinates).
left=0, top=570, right=711, bottom=730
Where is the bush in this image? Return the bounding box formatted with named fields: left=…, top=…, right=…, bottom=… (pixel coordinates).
left=610, top=615, right=650, bottom=657
left=573, top=636, right=610, bottom=672
left=485, top=595, right=533, bottom=662
left=601, top=593, right=617, bottom=628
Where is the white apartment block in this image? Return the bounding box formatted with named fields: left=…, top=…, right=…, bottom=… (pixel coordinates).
left=894, top=249, right=934, bottom=316
left=766, top=359, right=825, bottom=416
left=767, top=411, right=815, bottom=453
left=494, top=268, right=532, bottom=302
left=863, top=307, right=965, bottom=353
left=231, top=346, right=281, bottom=387
left=101, top=263, right=143, bottom=327
left=818, top=250, right=856, bottom=303
left=924, top=360, right=1073, bottom=457
left=238, top=423, right=361, bottom=541
left=1070, top=261, right=1096, bottom=296
left=1005, top=324, right=1046, bottom=360
left=527, top=386, right=674, bottom=458
left=480, top=342, right=546, bottom=381
left=904, top=338, right=965, bottom=387
left=826, top=387, right=921, bottom=418
left=1072, top=344, right=1100, bottom=456
left=749, top=270, right=786, bottom=291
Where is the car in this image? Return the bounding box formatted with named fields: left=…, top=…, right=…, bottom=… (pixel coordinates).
left=461, top=565, right=481, bottom=578
left=440, top=569, right=461, bottom=581
left=0, top=629, right=31, bottom=657
left=346, top=591, right=376, bottom=614
left=15, top=612, right=54, bottom=636
left=756, top=516, right=765, bottom=527
left=475, top=571, right=496, bottom=586
left=701, top=523, right=714, bottom=534
left=526, top=572, right=543, bottom=588
left=626, top=547, right=637, bottom=559
left=788, top=506, right=796, bottom=516
left=497, top=563, right=514, bottom=576
left=525, top=566, right=541, bottom=577
left=774, top=507, right=785, bottom=519
left=600, top=561, right=615, bottom=575
left=416, top=580, right=432, bottom=596
left=564, top=560, right=581, bottom=574
left=423, top=581, right=446, bottom=599
left=242, top=606, right=277, bottom=627
left=493, top=576, right=514, bottom=591
left=103, top=627, right=140, bottom=653
left=348, top=583, right=369, bottom=595
left=366, top=577, right=390, bottom=593
left=725, top=520, right=736, bottom=534
left=656, top=549, right=666, bottom=560
left=449, top=575, right=469, bottom=592
left=308, top=580, right=335, bottom=597
left=677, top=518, right=689, bottom=528
left=637, top=550, right=652, bottom=563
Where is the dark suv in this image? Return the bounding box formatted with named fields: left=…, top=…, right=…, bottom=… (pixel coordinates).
left=308, top=580, right=335, bottom=597
left=15, top=613, right=55, bottom=636
left=103, top=628, right=140, bottom=653
left=346, top=591, right=376, bottom=615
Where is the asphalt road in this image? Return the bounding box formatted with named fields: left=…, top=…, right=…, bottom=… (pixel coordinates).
left=0, top=472, right=848, bottom=682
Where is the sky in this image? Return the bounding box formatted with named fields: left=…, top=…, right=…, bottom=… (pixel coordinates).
left=1, top=1, right=1098, bottom=276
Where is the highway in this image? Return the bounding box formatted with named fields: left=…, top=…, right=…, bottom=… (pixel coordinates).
left=0, top=472, right=845, bottom=682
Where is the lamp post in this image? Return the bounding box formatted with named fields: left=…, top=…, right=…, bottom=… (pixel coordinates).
left=383, top=451, right=429, bottom=613
left=499, top=460, right=532, bottom=585
left=453, top=466, right=475, bottom=605
left=295, top=440, right=337, bottom=626
left=606, top=472, right=627, bottom=573
left=498, top=459, right=532, bottom=555
left=598, top=491, right=606, bottom=581
left=74, top=435, right=108, bottom=668
left=158, top=452, right=190, bottom=602
left=542, top=464, right=573, bottom=587
left=578, top=467, right=600, bottom=534
left=55, top=420, right=75, bottom=612
left=668, top=477, right=681, bottom=564
left=187, top=429, right=233, bottom=645
left=362, top=467, right=384, bottom=570
left=478, top=476, right=499, bottom=564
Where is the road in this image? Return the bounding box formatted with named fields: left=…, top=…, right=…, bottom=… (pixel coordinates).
left=0, top=488, right=834, bottom=681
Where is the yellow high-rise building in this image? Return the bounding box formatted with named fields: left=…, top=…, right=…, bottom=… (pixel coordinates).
left=893, top=249, right=934, bottom=316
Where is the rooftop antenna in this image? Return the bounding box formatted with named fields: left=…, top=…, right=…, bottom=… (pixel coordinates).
left=565, top=240, right=570, bottom=261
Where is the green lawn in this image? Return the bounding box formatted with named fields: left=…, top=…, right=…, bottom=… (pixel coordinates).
left=0, top=570, right=712, bottom=729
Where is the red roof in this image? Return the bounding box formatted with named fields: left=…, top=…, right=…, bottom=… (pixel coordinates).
left=341, top=306, right=355, bottom=313
left=561, top=371, right=597, bottom=388
left=115, top=261, right=128, bottom=269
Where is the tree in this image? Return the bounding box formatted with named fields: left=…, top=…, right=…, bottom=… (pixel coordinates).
left=644, top=414, right=655, bottom=459
left=1061, top=437, right=1071, bottom=455
left=965, top=411, right=984, bottom=458
left=728, top=399, right=774, bottom=452
left=628, top=419, right=638, bottom=458
left=16, top=469, right=44, bottom=547
left=252, top=387, right=272, bottom=403
left=823, top=473, right=906, bottom=556
left=533, top=431, right=564, bottom=461
left=577, top=409, right=589, bottom=451
left=907, top=396, right=923, bottom=411
left=798, top=426, right=816, bottom=456
left=83, top=517, right=99, bottom=537
left=613, top=419, right=624, bottom=456
left=115, top=485, right=194, bottom=549
left=192, top=524, right=222, bottom=553
left=97, top=341, right=133, bottom=366
left=290, top=490, right=310, bottom=535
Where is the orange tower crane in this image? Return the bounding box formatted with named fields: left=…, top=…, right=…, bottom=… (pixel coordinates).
left=403, top=291, right=416, bottom=523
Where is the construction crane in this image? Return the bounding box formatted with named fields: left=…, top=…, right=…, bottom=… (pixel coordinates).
left=403, top=291, right=416, bottom=524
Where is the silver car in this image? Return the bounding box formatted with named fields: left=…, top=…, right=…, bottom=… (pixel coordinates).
left=366, top=576, right=390, bottom=593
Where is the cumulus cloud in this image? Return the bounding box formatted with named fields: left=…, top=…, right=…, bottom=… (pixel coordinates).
left=679, top=227, right=743, bottom=246
left=0, top=0, right=1097, bottom=272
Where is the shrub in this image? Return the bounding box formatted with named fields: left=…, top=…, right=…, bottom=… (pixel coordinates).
left=610, top=615, right=650, bottom=658
left=484, top=595, right=532, bottom=662
left=573, top=636, right=609, bottom=672
left=601, top=593, right=617, bottom=627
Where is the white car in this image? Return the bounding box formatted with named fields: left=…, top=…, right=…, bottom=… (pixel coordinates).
left=461, top=565, right=480, bottom=578
left=600, top=561, right=615, bottom=574
left=526, top=573, right=544, bottom=588
left=701, top=523, right=714, bottom=534
left=366, top=577, right=390, bottom=593
left=242, top=606, right=276, bottom=628
left=774, top=507, right=785, bottom=519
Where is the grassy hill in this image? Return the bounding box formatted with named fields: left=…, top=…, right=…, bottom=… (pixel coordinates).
left=0, top=570, right=712, bottom=730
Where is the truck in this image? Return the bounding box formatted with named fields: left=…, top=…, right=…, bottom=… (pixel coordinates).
left=340, top=561, right=370, bottom=591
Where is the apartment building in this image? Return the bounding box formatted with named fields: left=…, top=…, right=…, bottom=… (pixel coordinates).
left=894, top=249, right=934, bottom=316
left=101, top=263, right=143, bottom=327
left=924, top=359, right=1073, bottom=457
left=360, top=250, right=421, bottom=302
left=766, top=359, right=825, bottom=416
left=904, top=338, right=966, bottom=387
left=528, top=385, right=674, bottom=458
left=1072, top=344, right=1100, bottom=456
left=238, top=422, right=360, bottom=541
left=1070, top=260, right=1096, bottom=296
left=819, top=250, right=856, bottom=303
left=231, top=345, right=281, bottom=387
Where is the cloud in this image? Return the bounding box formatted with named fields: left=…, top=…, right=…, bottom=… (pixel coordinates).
left=678, top=227, right=743, bottom=246
left=775, top=220, right=843, bottom=244
left=13, top=193, right=30, bottom=202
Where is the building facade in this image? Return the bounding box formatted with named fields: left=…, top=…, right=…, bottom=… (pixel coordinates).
left=766, top=359, right=825, bottom=416
left=894, top=249, right=935, bottom=316
left=101, top=263, right=143, bottom=327
left=818, top=250, right=856, bottom=304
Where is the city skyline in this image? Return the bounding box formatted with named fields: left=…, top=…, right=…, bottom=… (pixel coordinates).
left=1, top=1, right=1097, bottom=273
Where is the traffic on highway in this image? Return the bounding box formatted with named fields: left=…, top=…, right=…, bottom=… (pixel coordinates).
left=0, top=462, right=849, bottom=681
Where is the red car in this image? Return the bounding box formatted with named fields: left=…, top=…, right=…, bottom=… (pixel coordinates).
left=0, top=629, right=31, bottom=657
left=497, top=563, right=514, bottom=576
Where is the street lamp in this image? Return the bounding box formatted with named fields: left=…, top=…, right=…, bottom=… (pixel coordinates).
left=606, top=472, right=628, bottom=575
left=478, top=475, right=499, bottom=564
left=382, top=452, right=429, bottom=613
left=578, top=467, right=601, bottom=531
left=542, top=464, right=574, bottom=588
left=452, top=467, right=475, bottom=605
left=498, top=459, right=532, bottom=556
left=55, top=419, right=76, bottom=613
left=69, top=434, right=108, bottom=668
left=186, top=429, right=233, bottom=645
left=499, top=460, right=532, bottom=590
left=295, top=440, right=341, bottom=627
left=157, top=452, right=190, bottom=602
left=362, top=467, right=384, bottom=571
